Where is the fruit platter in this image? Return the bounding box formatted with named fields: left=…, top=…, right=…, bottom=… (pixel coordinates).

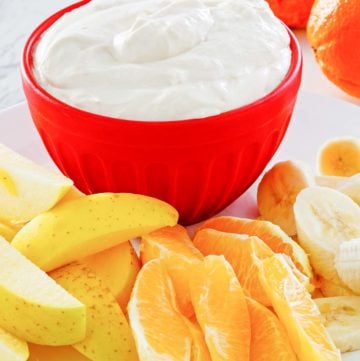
left=1, top=0, right=360, bottom=360
left=0, top=91, right=359, bottom=361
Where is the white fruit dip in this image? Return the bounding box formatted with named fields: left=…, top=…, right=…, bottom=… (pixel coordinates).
left=33, top=0, right=291, bottom=121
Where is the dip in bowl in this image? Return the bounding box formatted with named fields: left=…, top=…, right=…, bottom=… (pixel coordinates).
left=22, top=0, right=302, bottom=225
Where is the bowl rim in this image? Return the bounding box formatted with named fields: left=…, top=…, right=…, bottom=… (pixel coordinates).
left=22, top=0, right=302, bottom=126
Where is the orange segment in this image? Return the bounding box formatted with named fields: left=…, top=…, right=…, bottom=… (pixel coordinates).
left=246, top=297, right=297, bottom=361
left=189, top=255, right=250, bottom=361
left=128, top=259, right=192, bottom=361
left=184, top=319, right=211, bottom=361
left=193, top=228, right=273, bottom=305
left=198, top=216, right=313, bottom=281
left=258, top=254, right=341, bottom=361
left=140, top=225, right=203, bottom=317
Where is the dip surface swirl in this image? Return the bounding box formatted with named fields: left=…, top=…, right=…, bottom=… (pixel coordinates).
left=34, top=0, right=291, bottom=121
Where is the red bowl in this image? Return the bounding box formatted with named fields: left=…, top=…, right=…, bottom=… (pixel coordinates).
left=22, top=0, right=302, bottom=225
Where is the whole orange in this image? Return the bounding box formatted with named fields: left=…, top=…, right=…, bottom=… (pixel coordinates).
left=308, top=0, right=360, bottom=98
left=266, top=0, right=315, bottom=28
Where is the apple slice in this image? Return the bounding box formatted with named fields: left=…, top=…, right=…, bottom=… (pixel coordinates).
left=82, top=241, right=140, bottom=312
left=12, top=193, right=178, bottom=271
left=0, top=237, right=86, bottom=345
left=0, top=327, right=29, bottom=361
left=51, top=262, right=138, bottom=361
left=0, top=143, right=73, bottom=223
left=0, top=220, right=21, bottom=241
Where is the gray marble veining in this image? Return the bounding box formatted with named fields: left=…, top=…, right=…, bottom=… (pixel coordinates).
left=0, top=0, right=73, bottom=110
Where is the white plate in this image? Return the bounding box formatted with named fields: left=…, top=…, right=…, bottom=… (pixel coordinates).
left=0, top=91, right=359, bottom=360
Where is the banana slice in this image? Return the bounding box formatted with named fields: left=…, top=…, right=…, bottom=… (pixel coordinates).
left=317, top=137, right=360, bottom=177
left=315, top=296, right=360, bottom=352
left=337, top=174, right=360, bottom=205
left=335, top=238, right=360, bottom=294
left=315, top=175, right=348, bottom=189
left=257, top=160, right=315, bottom=236
left=294, top=186, right=360, bottom=284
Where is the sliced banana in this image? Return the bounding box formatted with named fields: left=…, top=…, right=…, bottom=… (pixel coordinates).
left=315, top=296, right=360, bottom=352
left=335, top=238, right=360, bottom=294
left=317, top=137, right=360, bottom=177
left=337, top=174, right=360, bottom=206
left=315, top=175, right=348, bottom=189
left=257, top=160, right=315, bottom=236
left=294, top=186, right=360, bottom=284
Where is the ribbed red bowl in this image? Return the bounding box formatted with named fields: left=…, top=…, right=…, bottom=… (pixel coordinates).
left=22, top=0, right=302, bottom=225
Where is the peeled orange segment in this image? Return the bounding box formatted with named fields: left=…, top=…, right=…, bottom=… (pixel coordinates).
left=193, top=229, right=273, bottom=305
left=189, top=255, right=250, bottom=361
left=246, top=297, right=297, bottom=361
left=258, top=254, right=341, bottom=361
left=128, top=259, right=192, bottom=361
left=140, top=225, right=203, bottom=317
left=184, top=319, right=211, bottom=361
left=141, top=225, right=202, bottom=263
left=197, top=216, right=313, bottom=280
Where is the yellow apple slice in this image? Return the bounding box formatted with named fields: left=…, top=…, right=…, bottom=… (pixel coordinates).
left=0, top=220, right=21, bottom=241
left=12, top=192, right=178, bottom=271
left=0, top=327, right=29, bottom=361
left=82, top=241, right=140, bottom=312
left=51, top=262, right=138, bottom=361
left=0, top=143, right=73, bottom=223
left=0, top=237, right=86, bottom=345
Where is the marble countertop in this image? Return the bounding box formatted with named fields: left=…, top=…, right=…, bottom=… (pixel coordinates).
left=0, top=0, right=359, bottom=111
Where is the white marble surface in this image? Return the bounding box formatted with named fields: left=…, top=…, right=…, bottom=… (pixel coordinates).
left=0, top=0, right=359, bottom=110
left=0, top=0, right=74, bottom=108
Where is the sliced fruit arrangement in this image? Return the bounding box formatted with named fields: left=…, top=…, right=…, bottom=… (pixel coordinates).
left=2, top=138, right=360, bottom=360
left=254, top=135, right=360, bottom=353
left=0, top=143, right=179, bottom=360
